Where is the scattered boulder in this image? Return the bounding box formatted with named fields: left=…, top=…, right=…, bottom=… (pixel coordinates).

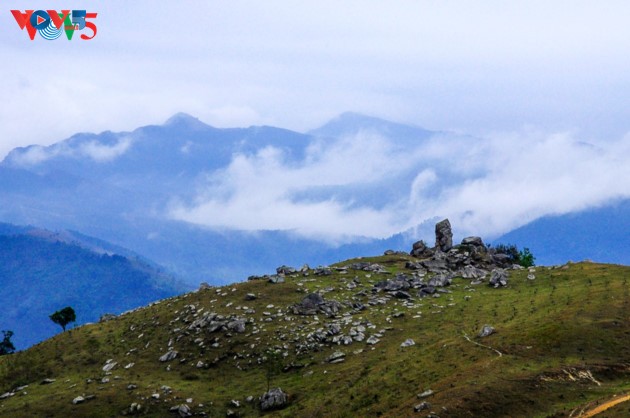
left=102, top=360, right=117, bottom=372
left=488, top=269, right=509, bottom=288
left=410, top=240, right=433, bottom=258
left=366, top=336, right=380, bottom=345
left=414, top=401, right=431, bottom=412
left=460, top=265, right=487, bottom=280
left=435, top=219, right=453, bottom=252
left=292, top=293, right=342, bottom=317
left=418, top=389, right=434, bottom=398
left=245, top=293, right=257, bottom=301
left=328, top=351, right=346, bottom=363
left=260, top=387, right=288, bottom=411
left=99, top=313, right=117, bottom=322
left=268, top=275, right=285, bottom=284
left=478, top=325, right=495, bottom=338
left=314, top=267, right=332, bottom=276
left=227, top=319, right=246, bottom=334
left=169, top=404, right=192, bottom=417
left=276, top=265, right=297, bottom=275
left=159, top=350, right=178, bottom=362
left=40, top=378, right=56, bottom=385
left=198, top=282, right=211, bottom=291
left=72, top=396, right=85, bottom=405
left=401, top=338, right=415, bottom=347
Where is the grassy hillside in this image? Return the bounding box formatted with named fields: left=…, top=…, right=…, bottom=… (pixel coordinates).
left=1, top=255, right=629, bottom=417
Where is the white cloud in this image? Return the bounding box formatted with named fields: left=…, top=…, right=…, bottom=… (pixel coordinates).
left=8, top=137, right=133, bottom=166
left=171, top=128, right=630, bottom=243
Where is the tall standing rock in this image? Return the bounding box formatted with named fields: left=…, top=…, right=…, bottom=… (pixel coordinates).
left=435, top=219, right=453, bottom=252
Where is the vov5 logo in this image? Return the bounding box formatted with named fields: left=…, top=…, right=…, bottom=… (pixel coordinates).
left=11, top=10, right=97, bottom=40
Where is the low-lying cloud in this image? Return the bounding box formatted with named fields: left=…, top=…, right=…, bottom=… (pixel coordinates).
left=7, top=137, right=133, bottom=166
left=171, top=128, right=630, bottom=243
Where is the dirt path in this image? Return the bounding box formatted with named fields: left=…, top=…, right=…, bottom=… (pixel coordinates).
left=578, top=393, right=630, bottom=417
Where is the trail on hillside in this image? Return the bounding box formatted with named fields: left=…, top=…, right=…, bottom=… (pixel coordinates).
left=462, top=332, right=503, bottom=357
left=573, top=393, right=630, bottom=417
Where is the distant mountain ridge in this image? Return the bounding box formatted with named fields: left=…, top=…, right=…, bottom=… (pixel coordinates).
left=1, top=112, right=629, bottom=287
left=0, top=223, right=189, bottom=349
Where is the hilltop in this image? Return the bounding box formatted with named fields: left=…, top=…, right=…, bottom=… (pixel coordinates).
left=1, top=221, right=629, bottom=417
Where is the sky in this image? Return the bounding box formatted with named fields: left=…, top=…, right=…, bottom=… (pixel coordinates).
left=1, top=1, right=629, bottom=159
left=1, top=1, right=630, bottom=242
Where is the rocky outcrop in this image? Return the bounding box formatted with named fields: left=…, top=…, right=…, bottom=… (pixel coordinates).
left=435, top=219, right=453, bottom=252
left=291, top=293, right=343, bottom=317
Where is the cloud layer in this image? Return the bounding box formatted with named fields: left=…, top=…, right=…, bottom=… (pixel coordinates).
left=171, top=128, right=630, bottom=242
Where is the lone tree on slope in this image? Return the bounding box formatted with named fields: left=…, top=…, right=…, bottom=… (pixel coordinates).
left=0, top=330, right=15, bottom=355
left=49, top=306, right=76, bottom=332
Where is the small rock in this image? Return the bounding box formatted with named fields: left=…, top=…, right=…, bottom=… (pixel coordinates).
left=159, top=350, right=178, bottom=362
left=366, top=336, right=380, bottom=345
left=328, top=351, right=346, bottom=363
left=414, top=401, right=431, bottom=412
left=488, top=269, right=508, bottom=288
left=72, top=396, right=85, bottom=405
left=260, top=387, right=288, bottom=411
left=478, top=324, right=495, bottom=338
left=102, top=360, right=117, bottom=372
left=400, top=338, right=415, bottom=347
left=40, top=378, right=56, bottom=385
left=245, top=293, right=257, bottom=301
left=177, top=404, right=192, bottom=417
left=418, top=389, right=434, bottom=398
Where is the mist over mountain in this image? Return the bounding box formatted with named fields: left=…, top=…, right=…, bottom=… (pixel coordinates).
left=1, top=112, right=629, bottom=286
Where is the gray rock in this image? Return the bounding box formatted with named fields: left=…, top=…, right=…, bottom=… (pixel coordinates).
left=159, top=350, right=178, bottom=362
left=328, top=351, right=346, bottom=363
left=461, top=236, right=484, bottom=246
left=394, top=290, right=412, bottom=299
left=478, top=324, right=495, bottom=338
left=177, top=404, right=192, bottom=417
left=260, top=387, right=288, bottom=411
left=414, top=401, right=431, bottom=412
left=0, top=392, right=14, bottom=400
left=40, top=378, right=56, bottom=385
left=366, top=336, right=380, bottom=345
left=418, top=389, right=434, bottom=398
left=268, top=275, right=285, bottom=284
left=488, top=269, right=509, bottom=288
left=292, top=293, right=342, bottom=317
left=276, top=265, right=297, bottom=275
left=198, top=282, right=211, bottom=291
left=422, top=259, right=448, bottom=273
left=72, top=396, right=85, bottom=405
left=428, top=274, right=451, bottom=287
left=400, top=338, right=415, bottom=347
left=460, top=265, right=487, bottom=279
left=227, top=319, right=246, bottom=333
left=411, top=240, right=433, bottom=258
left=102, top=360, right=117, bottom=372
left=435, top=219, right=453, bottom=252
left=314, top=267, right=332, bottom=276
left=245, top=293, right=257, bottom=301
left=99, top=313, right=117, bottom=322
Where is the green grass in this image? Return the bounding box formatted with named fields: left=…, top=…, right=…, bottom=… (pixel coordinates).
left=1, top=255, right=630, bottom=417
